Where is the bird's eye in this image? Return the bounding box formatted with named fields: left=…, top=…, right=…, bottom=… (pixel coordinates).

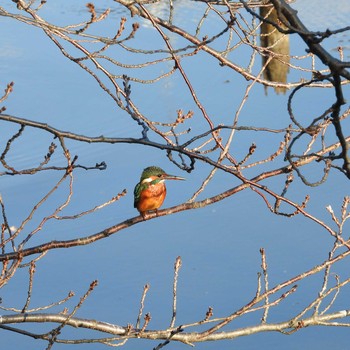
left=158, top=174, right=162, bottom=178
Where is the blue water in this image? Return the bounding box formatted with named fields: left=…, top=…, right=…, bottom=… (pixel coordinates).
left=0, top=1, right=350, bottom=349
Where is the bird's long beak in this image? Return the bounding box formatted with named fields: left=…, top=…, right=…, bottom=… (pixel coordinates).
left=163, top=174, right=185, bottom=181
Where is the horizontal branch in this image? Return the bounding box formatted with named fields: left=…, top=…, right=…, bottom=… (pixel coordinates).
left=0, top=313, right=125, bottom=335
left=1, top=309, right=350, bottom=342
left=0, top=113, right=349, bottom=261
left=1, top=113, right=347, bottom=176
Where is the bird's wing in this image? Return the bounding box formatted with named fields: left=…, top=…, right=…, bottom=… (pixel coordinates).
left=133, top=182, right=141, bottom=208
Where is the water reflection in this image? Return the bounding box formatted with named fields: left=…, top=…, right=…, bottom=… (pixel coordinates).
left=260, top=3, right=290, bottom=95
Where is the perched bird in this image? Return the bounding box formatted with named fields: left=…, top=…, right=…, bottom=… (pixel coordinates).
left=134, top=166, right=185, bottom=219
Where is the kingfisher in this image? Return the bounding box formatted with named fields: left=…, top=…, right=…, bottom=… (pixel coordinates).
left=134, top=166, right=185, bottom=219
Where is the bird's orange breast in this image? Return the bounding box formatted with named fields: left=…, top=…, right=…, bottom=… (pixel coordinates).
left=136, top=183, right=167, bottom=213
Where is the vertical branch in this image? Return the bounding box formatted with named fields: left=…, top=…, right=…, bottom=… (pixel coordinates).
left=170, top=256, right=182, bottom=328
left=136, top=283, right=150, bottom=329
left=21, top=261, right=36, bottom=313
left=330, top=74, right=349, bottom=176
left=138, top=312, right=151, bottom=336
left=168, top=0, right=174, bottom=25
left=122, top=75, right=149, bottom=139
left=0, top=195, right=15, bottom=252
left=260, top=248, right=269, bottom=323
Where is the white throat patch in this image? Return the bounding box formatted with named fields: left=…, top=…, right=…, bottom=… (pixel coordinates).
left=142, top=177, right=164, bottom=184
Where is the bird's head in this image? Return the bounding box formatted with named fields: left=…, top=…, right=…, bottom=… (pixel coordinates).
left=140, top=166, right=185, bottom=184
